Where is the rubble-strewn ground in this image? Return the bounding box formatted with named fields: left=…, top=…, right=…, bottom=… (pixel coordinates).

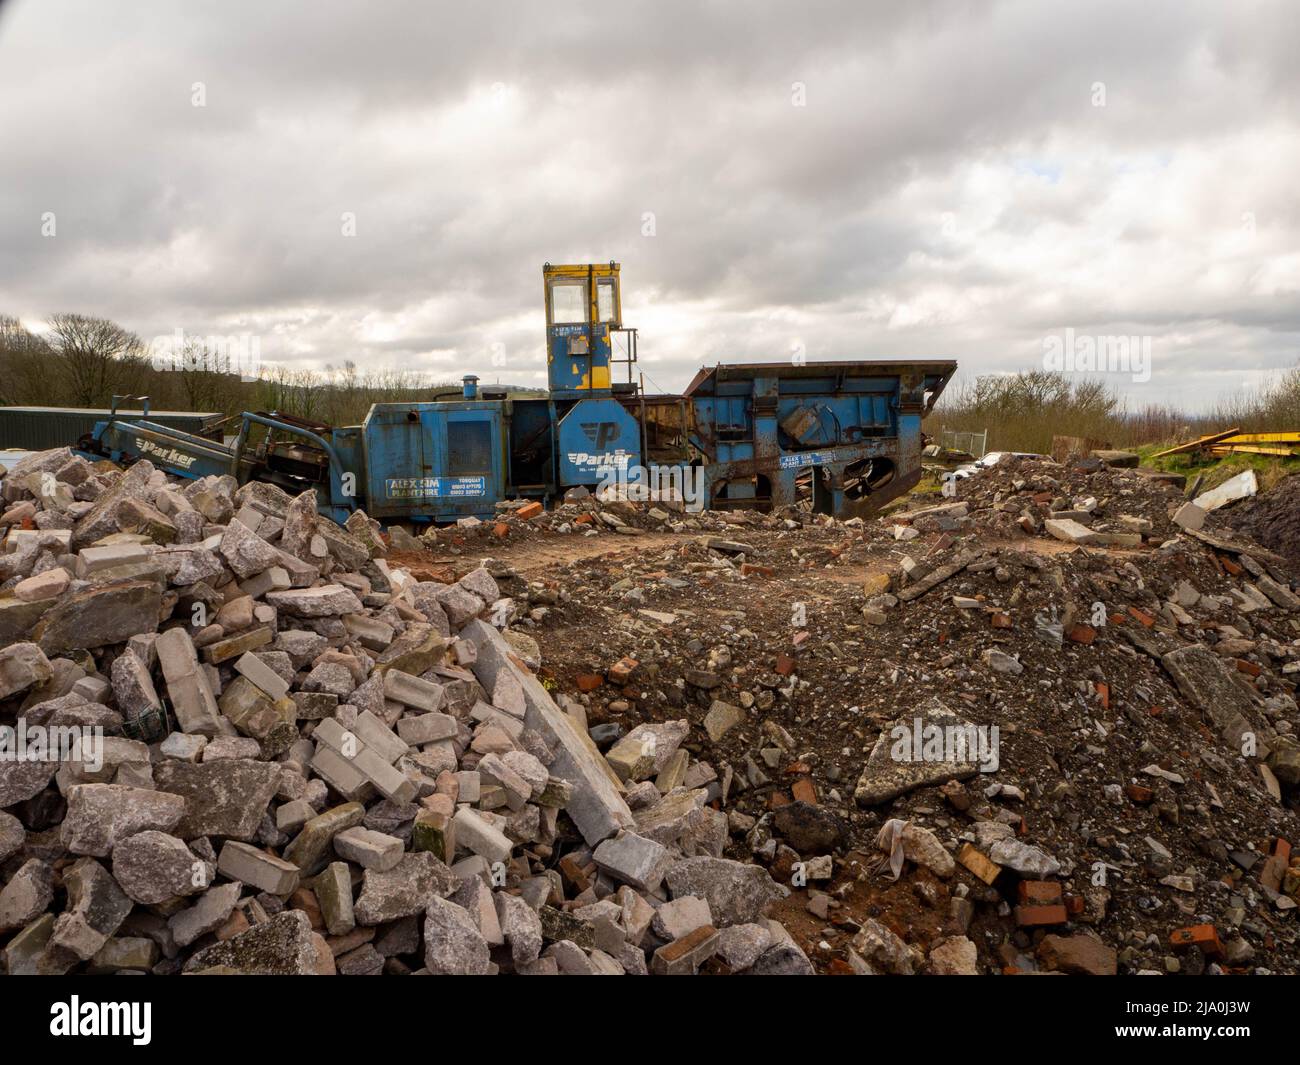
left=1231, top=473, right=1300, bottom=560
left=2, top=446, right=1300, bottom=976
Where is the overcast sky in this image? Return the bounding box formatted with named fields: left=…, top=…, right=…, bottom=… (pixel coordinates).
left=1, top=0, right=1297, bottom=410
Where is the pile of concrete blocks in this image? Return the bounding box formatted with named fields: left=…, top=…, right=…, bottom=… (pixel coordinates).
left=0, top=448, right=805, bottom=975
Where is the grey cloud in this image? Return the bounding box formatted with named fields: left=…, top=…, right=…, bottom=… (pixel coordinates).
left=1, top=0, right=1297, bottom=409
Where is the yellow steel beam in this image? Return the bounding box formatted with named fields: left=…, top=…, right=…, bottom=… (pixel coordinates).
left=1152, top=427, right=1241, bottom=458
left=1208, top=444, right=1299, bottom=457
left=1215, top=432, right=1300, bottom=445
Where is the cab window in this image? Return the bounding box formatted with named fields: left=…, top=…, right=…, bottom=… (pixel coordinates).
left=597, top=280, right=618, bottom=324
left=550, top=282, right=586, bottom=324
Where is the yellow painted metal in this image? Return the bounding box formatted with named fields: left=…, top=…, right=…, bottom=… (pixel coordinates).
left=543, top=263, right=622, bottom=392
left=542, top=262, right=621, bottom=328
left=1214, top=432, right=1300, bottom=445
left=1157, top=426, right=1300, bottom=459
left=1208, top=444, right=1300, bottom=457
left=1152, top=427, right=1241, bottom=458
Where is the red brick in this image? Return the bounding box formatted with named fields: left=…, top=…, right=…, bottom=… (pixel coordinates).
left=791, top=777, right=818, bottom=805
left=1095, top=681, right=1110, bottom=709
left=1219, top=556, right=1243, bottom=576
left=1017, top=880, right=1063, bottom=906
left=559, top=854, right=594, bottom=893
left=289, top=887, right=324, bottom=930
left=492, top=522, right=509, bottom=539
left=1170, top=924, right=1223, bottom=957
left=1236, top=659, right=1262, bottom=677
left=740, top=563, right=774, bottom=577
left=575, top=673, right=604, bottom=692
left=1261, top=853, right=1286, bottom=893
left=607, top=656, right=639, bottom=683
left=1125, top=783, right=1155, bottom=804
left=1067, top=624, right=1096, bottom=645
left=774, top=652, right=797, bottom=676
left=990, top=612, right=1013, bottom=629
left=1015, top=904, right=1068, bottom=928
left=517, top=500, right=544, bottom=520
left=1127, top=606, right=1155, bottom=628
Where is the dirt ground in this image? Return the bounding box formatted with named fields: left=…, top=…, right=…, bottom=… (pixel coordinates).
left=1231, top=474, right=1300, bottom=562
left=376, top=456, right=1300, bottom=974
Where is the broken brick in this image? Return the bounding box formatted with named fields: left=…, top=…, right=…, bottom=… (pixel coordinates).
left=1170, top=924, right=1223, bottom=958
left=1015, top=904, right=1067, bottom=928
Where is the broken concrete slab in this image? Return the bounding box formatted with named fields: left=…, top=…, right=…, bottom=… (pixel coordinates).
left=185, top=910, right=320, bottom=974
left=1195, top=470, right=1257, bottom=512
left=423, top=895, right=492, bottom=975
left=1161, top=645, right=1267, bottom=752
left=664, top=857, right=787, bottom=927
left=593, top=830, right=672, bottom=891
left=0, top=642, right=53, bottom=699
left=354, top=852, right=457, bottom=925
left=265, top=584, right=365, bottom=617
left=33, top=579, right=163, bottom=654
left=153, top=759, right=281, bottom=841
left=111, top=830, right=207, bottom=904
left=60, top=784, right=186, bottom=857
left=854, top=697, right=984, bottom=806
left=463, top=619, right=632, bottom=846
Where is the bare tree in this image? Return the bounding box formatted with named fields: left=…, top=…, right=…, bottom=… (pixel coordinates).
left=46, top=313, right=149, bottom=407
left=168, top=337, right=234, bottom=411
left=0, top=315, right=53, bottom=406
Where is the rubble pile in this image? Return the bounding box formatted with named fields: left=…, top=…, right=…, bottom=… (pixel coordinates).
left=505, top=454, right=1300, bottom=974
left=402, top=484, right=779, bottom=556
left=0, top=447, right=809, bottom=975
left=7, top=442, right=1300, bottom=976
left=1230, top=473, right=1300, bottom=560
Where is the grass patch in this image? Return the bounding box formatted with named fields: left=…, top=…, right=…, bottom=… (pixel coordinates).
left=1134, top=444, right=1296, bottom=492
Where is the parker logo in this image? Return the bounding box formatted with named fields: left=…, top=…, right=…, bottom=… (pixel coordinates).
left=581, top=421, right=620, bottom=448
left=134, top=437, right=198, bottom=469
left=567, top=450, right=631, bottom=469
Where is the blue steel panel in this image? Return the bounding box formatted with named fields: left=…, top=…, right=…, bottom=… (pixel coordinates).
left=556, top=398, right=641, bottom=485
left=362, top=401, right=504, bottom=520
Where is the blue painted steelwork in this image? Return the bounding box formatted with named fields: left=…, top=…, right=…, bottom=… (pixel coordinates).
left=683, top=360, right=956, bottom=517
left=544, top=262, right=622, bottom=398
left=70, top=269, right=957, bottom=526
left=555, top=397, right=641, bottom=486
left=360, top=401, right=504, bottom=522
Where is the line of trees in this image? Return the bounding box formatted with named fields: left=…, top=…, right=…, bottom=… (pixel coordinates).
left=20, top=313, right=1292, bottom=456
left=0, top=314, right=542, bottom=427
left=928, top=366, right=1300, bottom=454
